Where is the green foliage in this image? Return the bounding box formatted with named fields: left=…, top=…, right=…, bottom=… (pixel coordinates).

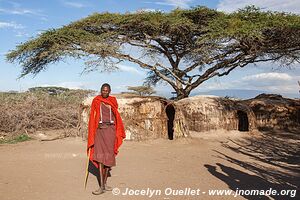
left=208, top=6, right=300, bottom=39
left=29, top=86, right=70, bottom=95
left=0, top=134, right=32, bottom=144
left=6, top=28, right=113, bottom=77
left=127, top=85, right=156, bottom=96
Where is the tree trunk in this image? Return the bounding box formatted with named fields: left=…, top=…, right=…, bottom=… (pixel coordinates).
left=173, top=74, right=191, bottom=100
left=175, top=89, right=190, bottom=100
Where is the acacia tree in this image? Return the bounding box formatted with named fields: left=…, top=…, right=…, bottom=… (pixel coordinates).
left=6, top=6, right=300, bottom=99
left=127, top=85, right=156, bottom=96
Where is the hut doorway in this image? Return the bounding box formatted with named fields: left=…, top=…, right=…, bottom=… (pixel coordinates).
left=237, top=110, right=249, bottom=131
left=297, top=108, right=300, bottom=124
left=166, top=104, right=175, bottom=140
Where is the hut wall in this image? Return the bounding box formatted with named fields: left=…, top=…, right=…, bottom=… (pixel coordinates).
left=244, top=94, right=300, bottom=132
left=175, top=96, right=256, bottom=132
left=118, top=98, right=168, bottom=140
left=79, top=94, right=300, bottom=141
left=80, top=96, right=169, bottom=141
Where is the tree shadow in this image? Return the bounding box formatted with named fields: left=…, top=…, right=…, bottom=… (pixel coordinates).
left=204, top=132, right=299, bottom=200
left=219, top=133, right=300, bottom=174
left=205, top=163, right=276, bottom=200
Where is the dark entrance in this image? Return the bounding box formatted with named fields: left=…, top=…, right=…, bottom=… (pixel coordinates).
left=166, top=104, right=175, bottom=140
left=237, top=110, right=249, bottom=131
left=297, top=108, right=300, bottom=124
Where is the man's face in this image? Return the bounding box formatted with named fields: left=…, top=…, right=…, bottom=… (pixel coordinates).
left=101, top=86, right=110, bottom=98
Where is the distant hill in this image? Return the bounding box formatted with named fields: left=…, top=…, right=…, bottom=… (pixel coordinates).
left=193, top=89, right=299, bottom=99
left=156, top=89, right=299, bottom=100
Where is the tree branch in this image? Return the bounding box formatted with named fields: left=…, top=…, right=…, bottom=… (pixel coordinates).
left=112, top=53, right=179, bottom=89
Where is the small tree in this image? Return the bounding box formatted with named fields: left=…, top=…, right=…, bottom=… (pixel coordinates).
left=28, top=86, right=70, bottom=95
left=127, top=85, right=156, bottom=96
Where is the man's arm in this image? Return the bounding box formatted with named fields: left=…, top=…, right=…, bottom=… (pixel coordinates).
left=114, top=97, right=119, bottom=109
left=87, top=99, right=96, bottom=150
left=111, top=96, right=118, bottom=110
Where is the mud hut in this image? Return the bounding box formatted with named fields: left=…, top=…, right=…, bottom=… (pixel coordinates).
left=173, top=95, right=256, bottom=134
left=243, top=94, right=300, bottom=133
left=79, top=94, right=190, bottom=141
left=79, top=94, right=260, bottom=141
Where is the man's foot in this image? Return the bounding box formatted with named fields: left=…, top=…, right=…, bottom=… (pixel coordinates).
left=92, top=187, right=105, bottom=195
left=104, top=185, right=113, bottom=191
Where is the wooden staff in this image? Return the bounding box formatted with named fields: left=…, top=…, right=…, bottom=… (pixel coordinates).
left=84, top=148, right=91, bottom=189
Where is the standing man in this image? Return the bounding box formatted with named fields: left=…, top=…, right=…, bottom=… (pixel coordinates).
left=87, top=83, right=126, bottom=195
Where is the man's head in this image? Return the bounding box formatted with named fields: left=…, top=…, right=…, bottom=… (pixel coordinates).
left=100, top=83, right=111, bottom=98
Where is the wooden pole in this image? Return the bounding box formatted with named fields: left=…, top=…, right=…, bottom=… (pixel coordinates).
left=84, top=148, right=91, bottom=189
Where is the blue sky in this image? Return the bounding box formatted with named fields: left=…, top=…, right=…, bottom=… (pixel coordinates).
left=0, top=0, right=300, bottom=98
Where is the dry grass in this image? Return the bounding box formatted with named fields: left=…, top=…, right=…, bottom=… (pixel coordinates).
left=0, top=88, right=93, bottom=138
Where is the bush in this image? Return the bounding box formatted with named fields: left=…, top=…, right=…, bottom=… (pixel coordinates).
left=0, top=88, right=94, bottom=135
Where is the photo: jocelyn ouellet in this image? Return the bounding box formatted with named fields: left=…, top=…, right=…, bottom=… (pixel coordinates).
left=0, top=0, right=299, bottom=200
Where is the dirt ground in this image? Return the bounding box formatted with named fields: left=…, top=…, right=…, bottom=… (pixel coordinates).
left=0, top=130, right=299, bottom=200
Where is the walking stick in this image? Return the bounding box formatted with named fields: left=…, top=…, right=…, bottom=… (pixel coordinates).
left=84, top=148, right=91, bottom=189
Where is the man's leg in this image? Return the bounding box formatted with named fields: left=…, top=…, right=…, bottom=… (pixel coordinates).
left=99, top=163, right=105, bottom=189
left=103, top=166, right=112, bottom=191
left=92, top=162, right=105, bottom=195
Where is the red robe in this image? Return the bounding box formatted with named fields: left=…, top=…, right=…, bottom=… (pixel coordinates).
left=87, top=95, right=126, bottom=169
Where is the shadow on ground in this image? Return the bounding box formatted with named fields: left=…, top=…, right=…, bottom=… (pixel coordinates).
left=204, top=131, right=299, bottom=200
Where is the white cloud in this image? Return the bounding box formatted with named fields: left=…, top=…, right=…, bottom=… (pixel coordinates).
left=0, top=21, right=24, bottom=29
left=0, top=21, right=28, bottom=37
left=242, top=72, right=293, bottom=81
left=0, top=7, right=44, bottom=16
left=15, top=31, right=30, bottom=37
left=117, top=64, right=147, bottom=76
left=145, top=0, right=193, bottom=8
left=114, top=84, right=130, bottom=90
left=64, top=1, right=87, bottom=8
left=39, top=82, right=90, bottom=90
left=237, top=72, right=298, bottom=93
left=134, top=8, right=163, bottom=13
left=0, top=2, right=47, bottom=19
left=217, top=0, right=300, bottom=14
left=196, top=72, right=299, bottom=94
left=197, top=79, right=236, bottom=91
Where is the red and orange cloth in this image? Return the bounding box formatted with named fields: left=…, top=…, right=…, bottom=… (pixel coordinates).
left=87, top=95, right=126, bottom=169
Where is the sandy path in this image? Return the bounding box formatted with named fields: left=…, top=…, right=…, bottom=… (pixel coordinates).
left=0, top=131, right=298, bottom=200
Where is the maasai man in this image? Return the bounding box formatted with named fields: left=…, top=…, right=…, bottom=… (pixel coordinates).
left=87, top=83, right=126, bottom=195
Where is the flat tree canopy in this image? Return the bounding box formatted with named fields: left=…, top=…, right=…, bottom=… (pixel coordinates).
left=127, top=85, right=156, bottom=96
left=6, top=6, right=300, bottom=99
